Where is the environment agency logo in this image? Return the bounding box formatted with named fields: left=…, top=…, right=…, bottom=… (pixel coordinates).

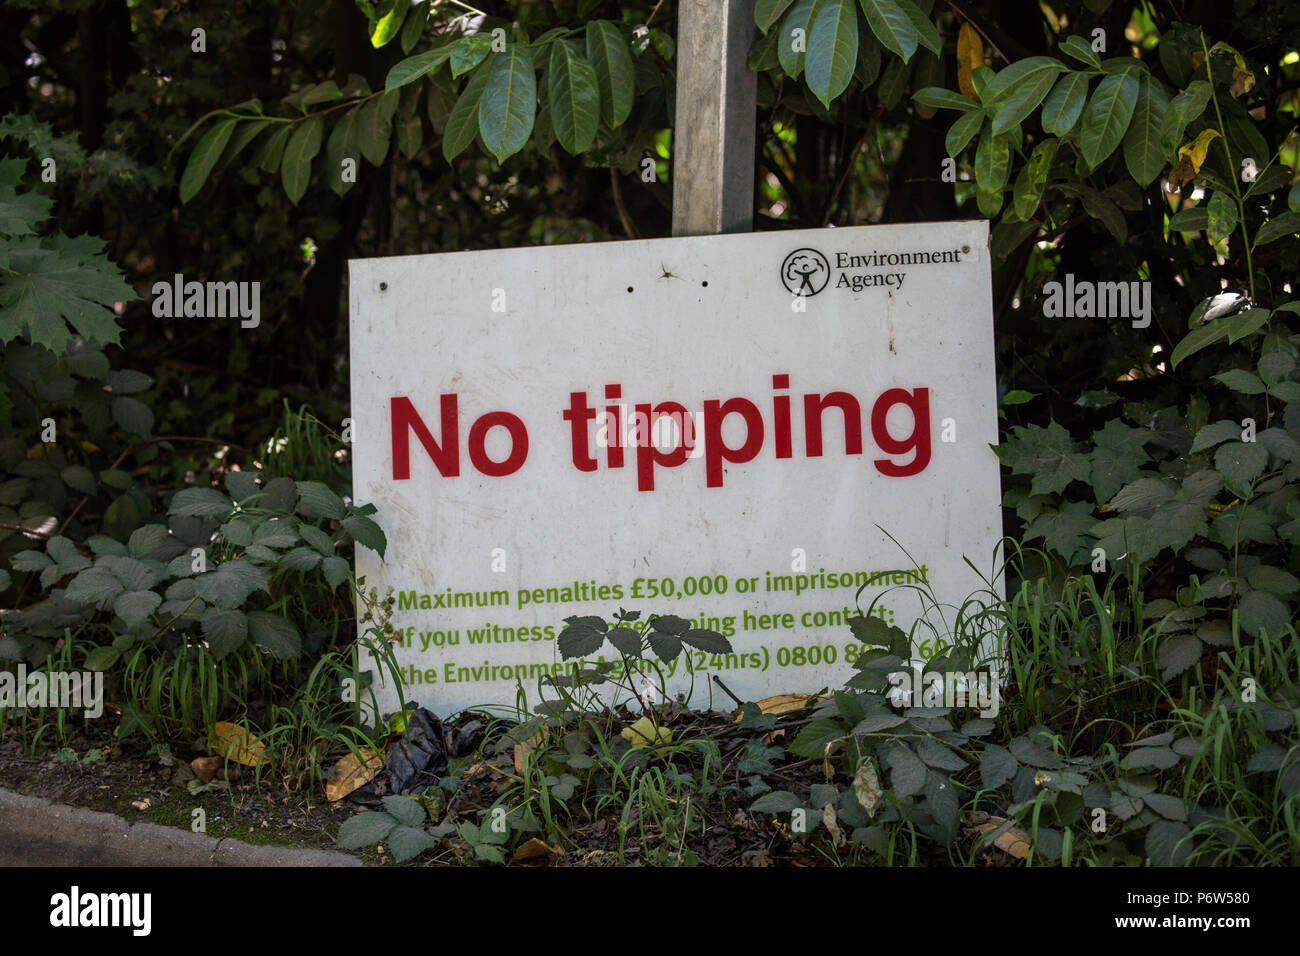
left=781, top=248, right=830, bottom=297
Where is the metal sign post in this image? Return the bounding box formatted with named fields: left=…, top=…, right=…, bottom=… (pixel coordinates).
left=671, top=0, right=757, bottom=237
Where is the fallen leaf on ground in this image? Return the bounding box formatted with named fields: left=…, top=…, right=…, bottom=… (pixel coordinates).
left=620, top=715, right=673, bottom=746
left=733, top=693, right=825, bottom=722
left=513, top=838, right=562, bottom=862
left=208, top=721, right=266, bottom=767
left=325, top=747, right=383, bottom=802
left=970, top=814, right=1031, bottom=859
left=190, top=756, right=221, bottom=783
left=131, top=799, right=150, bottom=810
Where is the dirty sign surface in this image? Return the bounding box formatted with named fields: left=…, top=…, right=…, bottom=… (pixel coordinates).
left=348, top=221, right=1001, bottom=717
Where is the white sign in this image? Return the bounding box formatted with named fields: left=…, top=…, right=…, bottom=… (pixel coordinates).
left=349, top=221, right=1001, bottom=717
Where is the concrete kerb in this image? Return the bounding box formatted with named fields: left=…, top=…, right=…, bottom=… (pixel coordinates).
left=0, top=787, right=361, bottom=867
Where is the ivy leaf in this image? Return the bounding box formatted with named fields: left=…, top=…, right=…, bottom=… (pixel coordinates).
left=0, top=234, right=132, bottom=353
left=548, top=41, right=600, bottom=155
left=586, top=21, right=634, bottom=128
left=1079, top=72, right=1139, bottom=168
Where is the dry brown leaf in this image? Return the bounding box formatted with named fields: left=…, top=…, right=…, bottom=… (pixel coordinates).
left=822, top=804, right=845, bottom=847
left=957, top=22, right=985, bottom=100
left=513, top=729, right=545, bottom=774
left=131, top=799, right=150, bottom=811
left=208, top=721, right=266, bottom=767
left=191, top=756, right=221, bottom=783
left=325, top=747, right=383, bottom=802
left=733, top=693, right=826, bottom=723
left=513, top=837, right=562, bottom=862
left=973, top=814, right=1031, bottom=859
left=852, top=761, right=883, bottom=818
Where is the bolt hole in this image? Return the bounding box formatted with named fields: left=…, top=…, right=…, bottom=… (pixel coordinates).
left=701, top=280, right=708, bottom=287
left=379, top=282, right=388, bottom=291
left=627, top=286, right=634, bottom=293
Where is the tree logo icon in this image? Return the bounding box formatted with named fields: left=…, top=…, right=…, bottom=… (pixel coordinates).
left=780, top=248, right=831, bottom=297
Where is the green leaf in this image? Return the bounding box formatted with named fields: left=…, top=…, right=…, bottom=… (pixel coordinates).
left=1206, top=191, right=1237, bottom=243
left=750, top=790, right=803, bottom=813
left=1041, top=71, right=1088, bottom=136
left=805, top=0, right=859, bottom=108
left=548, top=41, right=600, bottom=155
left=1146, top=820, right=1192, bottom=866
left=857, top=0, right=919, bottom=64
left=169, top=487, right=233, bottom=518
left=557, top=618, right=607, bottom=659
left=1168, top=206, right=1207, bottom=231
left=0, top=186, right=51, bottom=235
left=194, top=559, right=270, bottom=610
left=945, top=109, right=984, bottom=157
left=606, top=626, right=642, bottom=657
left=387, top=825, right=435, bottom=862
left=294, top=481, right=346, bottom=520
left=1059, top=35, right=1101, bottom=70
left=1255, top=212, right=1300, bottom=246
left=179, top=119, right=237, bottom=203
left=1157, top=633, right=1202, bottom=680
left=322, top=555, right=350, bottom=589
left=1169, top=320, right=1228, bottom=369
left=64, top=567, right=121, bottom=608
left=679, top=628, right=733, bottom=653
left=442, top=65, right=491, bottom=162
left=357, top=92, right=398, bottom=166
left=450, top=34, right=494, bottom=77
left=324, top=110, right=359, bottom=197
left=1122, top=76, right=1170, bottom=186
left=587, top=21, right=635, bottom=128
left=0, top=234, right=132, bottom=353
left=381, top=794, right=427, bottom=827
left=881, top=742, right=927, bottom=797
left=776, top=0, right=815, bottom=78
left=1247, top=565, right=1300, bottom=596
left=1012, top=137, right=1058, bottom=220
left=979, top=743, right=1018, bottom=789
left=370, top=1, right=408, bottom=49
left=912, top=87, right=979, bottom=111
left=1190, top=419, right=1242, bottom=454
left=113, top=589, right=160, bottom=627
left=201, top=608, right=248, bottom=658
left=1213, top=368, right=1266, bottom=394
left=1079, top=72, right=1139, bottom=169
left=399, top=1, right=428, bottom=53
left=280, top=116, right=324, bottom=205
left=1159, top=80, right=1210, bottom=157
left=896, top=0, right=941, bottom=56
left=84, top=646, right=120, bottom=672
left=342, top=513, right=387, bottom=556
left=247, top=611, right=302, bottom=658
left=999, top=421, right=1091, bottom=496
left=982, top=57, right=1065, bottom=111
left=336, top=811, right=398, bottom=849
left=386, top=45, right=455, bottom=92
left=974, top=123, right=1010, bottom=192
left=61, top=464, right=96, bottom=495
left=1214, top=441, right=1268, bottom=493
left=991, top=62, right=1064, bottom=136
left=789, top=718, right=846, bottom=758
left=113, top=396, right=153, bottom=436
left=279, top=547, right=322, bottom=572
left=756, top=0, right=799, bottom=33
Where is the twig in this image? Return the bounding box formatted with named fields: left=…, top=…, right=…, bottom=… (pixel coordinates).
left=610, top=169, right=638, bottom=239
left=822, top=105, right=885, bottom=226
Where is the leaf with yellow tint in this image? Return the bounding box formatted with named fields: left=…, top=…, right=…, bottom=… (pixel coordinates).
left=620, top=715, right=673, bottom=747
left=1168, top=128, right=1220, bottom=191
left=325, top=746, right=383, bottom=802
left=208, top=721, right=266, bottom=767
left=957, top=23, right=985, bottom=100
